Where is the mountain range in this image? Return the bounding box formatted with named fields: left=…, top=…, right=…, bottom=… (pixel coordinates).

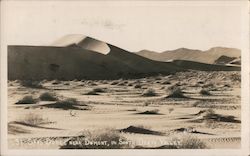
left=136, top=47, right=241, bottom=65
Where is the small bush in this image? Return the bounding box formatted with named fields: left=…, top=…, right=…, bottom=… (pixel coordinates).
left=168, top=108, right=174, bottom=114
left=60, top=128, right=130, bottom=149
left=138, top=109, right=160, bottom=115
left=134, top=84, right=142, bottom=89
left=128, top=83, right=134, bottom=86
left=179, top=136, right=208, bottom=149
left=19, top=113, right=50, bottom=126
left=200, top=89, right=211, bottom=96
left=142, top=88, right=157, bottom=96
left=93, top=88, right=106, bottom=93
left=39, top=92, right=58, bottom=101
left=85, top=90, right=99, bottom=95
left=51, top=80, right=61, bottom=85
left=166, top=88, right=187, bottom=98
left=85, top=88, right=106, bottom=95
left=43, top=98, right=84, bottom=110
left=16, top=96, right=37, bottom=104
left=111, top=81, right=119, bottom=85
left=162, top=81, right=171, bottom=85
left=20, top=80, right=43, bottom=88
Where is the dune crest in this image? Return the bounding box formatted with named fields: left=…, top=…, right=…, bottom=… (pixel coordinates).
left=50, top=34, right=110, bottom=55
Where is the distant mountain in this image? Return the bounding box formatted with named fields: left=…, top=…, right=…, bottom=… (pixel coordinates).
left=136, top=47, right=241, bottom=64
left=8, top=34, right=240, bottom=80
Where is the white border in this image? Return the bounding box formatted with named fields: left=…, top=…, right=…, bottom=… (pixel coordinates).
left=1, top=1, right=249, bottom=156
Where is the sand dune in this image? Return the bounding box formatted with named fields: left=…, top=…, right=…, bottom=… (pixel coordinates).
left=171, top=60, right=240, bottom=71
left=8, top=45, right=183, bottom=80
left=8, top=35, right=240, bottom=80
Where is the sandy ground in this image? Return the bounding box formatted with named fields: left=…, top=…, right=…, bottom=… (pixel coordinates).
left=7, top=71, right=241, bottom=149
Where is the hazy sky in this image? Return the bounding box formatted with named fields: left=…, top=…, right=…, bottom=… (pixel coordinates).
left=1, top=1, right=245, bottom=52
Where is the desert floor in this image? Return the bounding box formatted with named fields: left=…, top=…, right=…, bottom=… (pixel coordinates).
left=8, top=71, right=241, bottom=149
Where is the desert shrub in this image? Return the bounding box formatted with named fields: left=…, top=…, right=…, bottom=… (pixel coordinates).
left=118, top=82, right=126, bottom=86
left=144, top=101, right=152, bottom=106
left=142, top=88, right=157, bottom=96
left=168, top=108, right=174, bottom=114
left=51, top=80, right=61, bottom=85
left=85, top=88, right=106, bottom=95
left=60, top=128, right=130, bottom=149
left=162, top=81, right=171, bottom=85
left=200, top=89, right=211, bottom=96
left=138, top=109, right=160, bottom=115
left=179, top=136, right=208, bottom=149
left=85, top=90, right=99, bottom=95
left=44, top=98, right=84, bottom=110
left=128, top=83, right=134, bottom=86
left=230, top=73, right=241, bottom=82
left=18, top=113, right=50, bottom=126
left=203, top=83, right=214, bottom=88
left=111, top=81, right=119, bottom=85
left=134, top=84, right=142, bottom=88
left=155, top=77, right=162, bottom=80
left=206, top=108, right=215, bottom=115
left=202, top=108, right=239, bottom=123
left=93, top=88, right=106, bottom=93
left=64, top=82, right=70, bottom=85
left=16, top=96, right=38, bottom=104
left=20, top=80, right=43, bottom=88
left=166, top=88, right=187, bottom=98
left=224, top=84, right=231, bottom=88
left=39, top=92, right=58, bottom=101
left=89, top=82, right=97, bottom=86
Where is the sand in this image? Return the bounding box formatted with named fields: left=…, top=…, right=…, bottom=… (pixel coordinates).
left=7, top=71, right=241, bottom=149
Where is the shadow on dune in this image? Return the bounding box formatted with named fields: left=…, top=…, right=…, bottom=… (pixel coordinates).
left=11, top=121, right=63, bottom=130
left=8, top=123, right=31, bottom=135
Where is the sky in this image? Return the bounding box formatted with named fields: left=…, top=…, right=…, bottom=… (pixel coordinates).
left=1, top=1, right=245, bottom=52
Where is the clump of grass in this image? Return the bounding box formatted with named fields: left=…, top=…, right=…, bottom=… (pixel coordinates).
left=142, top=88, right=157, bottom=96
left=200, top=89, right=211, bottom=96
left=39, top=92, right=58, bottom=101
left=51, top=80, right=61, bottom=85
left=20, top=80, right=43, bottom=88
left=224, top=84, right=231, bottom=88
left=162, top=81, right=171, bottom=85
left=134, top=84, right=142, bottom=89
left=111, top=81, right=119, bottom=85
left=85, top=88, right=106, bottom=95
left=138, top=109, right=160, bottom=115
left=168, top=108, right=174, bottom=114
left=93, top=88, right=106, bottom=93
left=178, top=136, right=208, bottom=149
left=18, top=113, right=50, bottom=126
left=44, top=98, right=85, bottom=110
left=118, top=82, right=126, bottom=86
left=16, top=96, right=38, bottom=104
left=89, top=82, right=97, bottom=86
left=64, top=82, right=70, bottom=85
left=166, top=88, right=187, bottom=98
left=128, top=83, right=134, bottom=86
left=60, top=128, right=130, bottom=149
left=155, top=77, right=162, bottom=80
left=85, top=90, right=99, bottom=95
left=203, top=83, right=214, bottom=88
